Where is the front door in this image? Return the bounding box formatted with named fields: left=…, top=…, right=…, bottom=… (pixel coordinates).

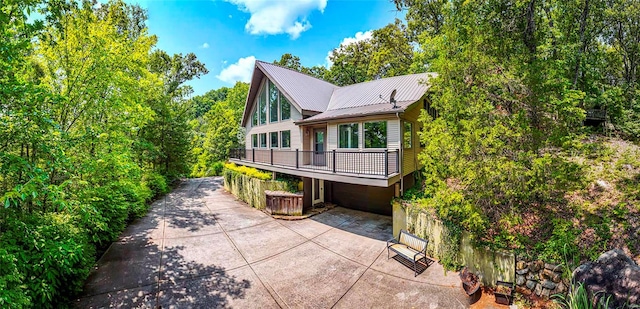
left=313, top=129, right=326, bottom=166
left=312, top=178, right=324, bottom=205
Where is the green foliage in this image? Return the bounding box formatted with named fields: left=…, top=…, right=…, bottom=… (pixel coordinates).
left=211, top=161, right=225, bottom=176
left=275, top=174, right=302, bottom=193
left=0, top=213, right=94, bottom=308
left=224, top=163, right=272, bottom=180
left=0, top=1, right=196, bottom=307
left=554, top=282, right=612, bottom=309
left=536, top=219, right=580, bottom=265
left=143, top=171, right=169, bottom=200
left=189, top=82, right=248, bottom=177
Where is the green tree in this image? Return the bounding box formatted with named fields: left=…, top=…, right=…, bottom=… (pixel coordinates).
left=191, top=82, right=249, bottom=177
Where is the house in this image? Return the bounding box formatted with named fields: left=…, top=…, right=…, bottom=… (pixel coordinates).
left=229, top=60, right=436, bottom=215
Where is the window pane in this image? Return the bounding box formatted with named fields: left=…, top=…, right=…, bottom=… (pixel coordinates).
left=364, top=121, right=387, bottom=148
left=338, top=123, right=359, bottom=148
left=280, top=93, right=291, bottom=120
left=252, top=110, right=258, bottom=126
left=269, top=81, right=278, bottom=122
left=270, top=132, right=278, bottom=148
left=281, top=131, right=291, bottom=148
left=259, top=85, right=267, bottom=125
left=404, top=122, right=412, bottom=148
left=260, top=133, right=267, bottom=148
left=252, top=134, right=258, bottom=148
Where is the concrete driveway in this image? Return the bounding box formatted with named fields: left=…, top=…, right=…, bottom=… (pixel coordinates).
left=74, top=177, right=469, bottom=308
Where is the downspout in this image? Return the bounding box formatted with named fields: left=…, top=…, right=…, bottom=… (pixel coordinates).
left=396, top=112, right=403, bottom=195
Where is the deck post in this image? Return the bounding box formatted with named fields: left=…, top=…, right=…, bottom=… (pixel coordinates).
left=332, top=150, right=336, bottom=173
left=396, top=150, right=400, bottom=173
left=270, top=148, right=274, bottom=165
left=296, top=149, right=299, bottom=169
left=385, top=149, right=389, bottom=176
left=252, top=148, right=255, bottom=162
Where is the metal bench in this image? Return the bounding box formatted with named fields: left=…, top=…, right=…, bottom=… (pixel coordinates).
left=386, top=230, right=429, bottom=277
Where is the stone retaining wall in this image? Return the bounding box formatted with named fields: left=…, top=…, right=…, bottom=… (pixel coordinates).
left=223, top=169, right=290, bottom=209
left=393, top=200, right=569, bottom=298
left=515, top=259, right=569, bottom=298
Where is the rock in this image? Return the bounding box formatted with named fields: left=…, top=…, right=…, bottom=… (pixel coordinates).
left=542, top=269, right=554, bottom=279
left=596, top=179, right=611, bottom=191
left=526, top=272, right=538, bottom=281
left=573, top=249, right=640, bottom=308
left=516, top=275, right=526, bottom=286
left=526, top=280, right=537, bottom=290
left=541, top=288, right=551, bottom=298
left=516, top=268, right=529, bottom=275
left=544, top=263, right=561, bottom=272
left=542, top=280, right=557, bottom=290
left=517, top=260, right=527, bottom=269
left=551, top=272, right=562, bottom=283
left=534, top=283, right=543, bottom=296
left=530, top=260, right=543, bottom=272
left=554, top=282, right=567, bottom=294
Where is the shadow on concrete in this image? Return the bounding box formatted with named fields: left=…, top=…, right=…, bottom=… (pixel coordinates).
left=311, top=207, right=393, bottom=241
left=158, top=244, right=251, bottom=309
left=389, top=254, right=436, bottom=276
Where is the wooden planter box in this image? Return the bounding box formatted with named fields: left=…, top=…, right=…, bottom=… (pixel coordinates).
left=495, top=281, right=514, bottom=305
left=265, top=191, right=303, bottom=216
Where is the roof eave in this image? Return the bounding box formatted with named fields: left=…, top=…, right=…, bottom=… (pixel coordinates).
left=294, top=108, right=408, bottom=125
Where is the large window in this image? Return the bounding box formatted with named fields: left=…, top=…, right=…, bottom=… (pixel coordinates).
left=252, top=134, right=258, bottom=148
left=404, top=121, right=412, bottom=148
left=252, top=110, right=258, bottom=126
left=258, top=85, right=267, bottom=125
left=259, top=133, right=267, bottom=148
left=280, top=95, right=291, bottom=120
left=269, top=81, right=279, bottom=122
left=281, top=130, right=291, bottom=148
left=270, top=132, right=278, bottom=148
left=364, top=121, right=387, bottom=148
left=338, top=123, right=359, bottom=148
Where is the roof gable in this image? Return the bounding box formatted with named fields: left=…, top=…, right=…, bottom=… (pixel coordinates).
left=241, top=61, right=339, bottom=126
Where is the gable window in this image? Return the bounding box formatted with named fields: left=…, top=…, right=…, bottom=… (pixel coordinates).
left=258, top=84, right=267, bottom=125
left=252, top=134, right=258, bottom=148
left=404, top=121, right=412, bottom=148
left=269, top=81, right=279, bottom=122
left=280, top=94, right=291, bottom=120
left=338, top=123, right=359, bottom=149
left=281, top=130, right=291, bottom=148
left=252, top=110, right=258, bottom=126
left=270, top=132, right=278, bottom=148
left=364, top=121, right=387, bottom=148
left=259, top=133, right=267, bottom=148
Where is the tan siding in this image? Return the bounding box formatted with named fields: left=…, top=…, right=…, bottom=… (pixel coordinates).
left=401, top=100, right=425, bottom=176
left=327, top=123, right=338, bottom=150
left=245, top=119, right=301, bottom=150
left=387, top=119, right=401, bottom=150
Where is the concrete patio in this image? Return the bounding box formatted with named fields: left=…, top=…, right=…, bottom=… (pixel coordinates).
left=74, top=177, right=470, bottom=308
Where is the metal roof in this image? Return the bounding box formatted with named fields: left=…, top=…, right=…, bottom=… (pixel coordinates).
left=327, top=73, right=435, bottom=111
left=295, top=100, right=417, bottom=124
left=257, top=61, right=338, bottom=113
left=241, top=59, right=435, bottom=126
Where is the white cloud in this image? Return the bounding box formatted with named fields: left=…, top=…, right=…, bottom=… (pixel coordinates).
left=201, top=42, right=210, bottom=49
left=217, top=56, right=256, bottom=84
left=325, top=30, right=373, bottom=67
left=225, top=0, right=327, bottom=39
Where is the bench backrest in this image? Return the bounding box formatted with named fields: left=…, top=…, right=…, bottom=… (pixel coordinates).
left=398, top=230, right=427, bottom=252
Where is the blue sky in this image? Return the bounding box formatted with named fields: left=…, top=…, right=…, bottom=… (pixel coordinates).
left=138, top=0, right=403, bottom=96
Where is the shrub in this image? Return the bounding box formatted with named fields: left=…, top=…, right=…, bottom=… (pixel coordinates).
left=142, top=172, right=169, bottom=200
left=211, top=161, right=225, bottom=176
left=224, top=163, right=271, bottom=180
left=0, top=213, right=94, bottom=308
left=0, top=247, right=30, bottom=308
